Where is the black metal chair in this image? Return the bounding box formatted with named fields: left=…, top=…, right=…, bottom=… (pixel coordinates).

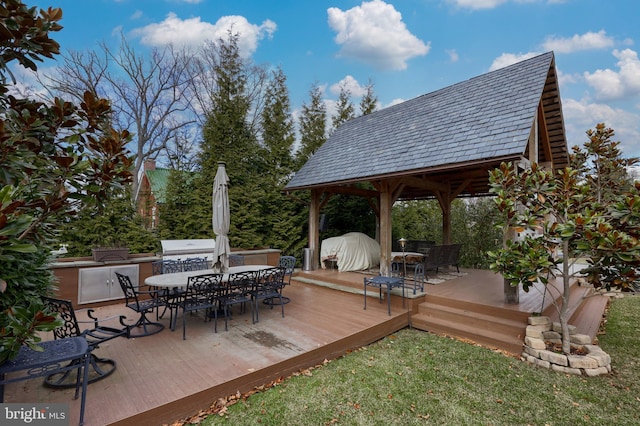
left=406, top=262, right=425, bottom=294
left=251, top=267, right=286, bottom=323
left=228, top=254, right=245, bottom=267
left=152, top=259, right=183, bottom=275
left=173, top=273, right=223, bottom=339
left=151, top=259, right=185, bottom=321
left=41, top=297, right=129, bottom=388
left=182, top=257, right=208, bottom=272
left=264, top=255, right=295, bottom=306
left=115, top=272, right=165, bottom=337
left=278, top=256, right=296, bottom=286
left=219, top=270, right=256, bottom=331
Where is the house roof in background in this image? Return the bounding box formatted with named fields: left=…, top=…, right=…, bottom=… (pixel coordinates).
left=285, top=51, right=568, bottom=199
left=145, top=168, right=172, bottom=203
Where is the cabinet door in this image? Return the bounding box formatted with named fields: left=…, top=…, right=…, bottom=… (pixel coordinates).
left=78, top=266, right=112, bottom=304
left=78, top=264, right=138, bottom=304
left=109, top=265, right=138, bottom=299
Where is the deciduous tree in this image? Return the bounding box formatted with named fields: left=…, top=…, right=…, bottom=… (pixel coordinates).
left=488, top=124, right=639, bottom=354
left=0, top=0, right=131, bottom=362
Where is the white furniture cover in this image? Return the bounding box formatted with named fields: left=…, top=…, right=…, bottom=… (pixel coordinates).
left=320, top=232, right=380, bottom=272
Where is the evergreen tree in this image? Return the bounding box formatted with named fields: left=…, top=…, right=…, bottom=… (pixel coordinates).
left=296, top=83, right=327, bottom=167
left=260, top=67, right=295, bottom=182
left=359, top=80, right=378, bottom=116
left=195, top=31, right=263, bottom=247
left=325, top=83, right=373, bottom=238
left=570, top=123, right=638, bottom=203
left=158, top=169, right=200, bottom=240
left=331, top=83, right=355, bottom=132
left=258, top=67, right=306, bottom=256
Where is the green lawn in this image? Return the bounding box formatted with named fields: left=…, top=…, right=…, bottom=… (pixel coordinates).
left=191, top=295, right=639, bottom=425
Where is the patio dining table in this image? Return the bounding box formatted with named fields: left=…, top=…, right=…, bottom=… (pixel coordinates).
left=144, top=264, right=273, bottom=289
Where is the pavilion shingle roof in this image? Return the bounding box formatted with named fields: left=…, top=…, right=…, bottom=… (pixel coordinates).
left=286, top=51, right=562, bottom=191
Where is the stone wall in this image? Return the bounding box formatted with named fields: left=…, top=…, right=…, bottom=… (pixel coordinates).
left=521, top=316, right=611, bottom=376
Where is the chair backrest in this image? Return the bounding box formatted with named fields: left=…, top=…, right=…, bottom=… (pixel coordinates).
left=42, top=297, right=82, bottom=340
left=152, top=260, right=163, bottom=276
left=166, top=259, right=183, bottom=273
left=259, top=267, right=286, bottom=289
left=228, top=254, right=245, bottom=267
left=185, top=273, right=223, bottom=301
left=277, top=256, right=296, bottom=284
left=448, top=244, right=462, bottom=264
left=182, top=257, right=208, bottom=272
left=226, top=270, right=256, bottom=297
left=115, top=272, right=141, bottom=308
left=414, top=262, right=425, bottom=281
left=391, top=261, right=401, bottom=277
left=152, top=259, right=183, bottom=275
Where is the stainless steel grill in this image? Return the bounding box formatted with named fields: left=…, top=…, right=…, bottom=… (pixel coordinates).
left=160, top=239, right=216, bottom=263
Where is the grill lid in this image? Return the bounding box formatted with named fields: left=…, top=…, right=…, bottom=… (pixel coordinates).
left=161, top=239, right=216, bottom=261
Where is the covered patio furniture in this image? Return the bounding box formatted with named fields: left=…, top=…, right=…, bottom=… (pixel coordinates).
left=219, top=270, right=256, bottom=331
left=41, top=297, right=129, bottom=388
left=173, top=273, right=223, bottom=339
left=251, top=267, right=286, bottom=323
left=115, top=272, right=165, bottom=337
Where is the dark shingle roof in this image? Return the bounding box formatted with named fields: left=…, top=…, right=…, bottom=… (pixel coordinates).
left=286, top=51, right=566, bottom=193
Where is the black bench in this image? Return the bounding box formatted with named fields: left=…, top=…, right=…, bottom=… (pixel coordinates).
left=421, top=244, right=462, bottom=276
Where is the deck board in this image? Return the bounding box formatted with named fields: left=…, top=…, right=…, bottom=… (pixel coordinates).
left=2, top=268, right=606, bottom=425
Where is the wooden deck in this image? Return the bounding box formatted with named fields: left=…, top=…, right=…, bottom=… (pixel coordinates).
left=2, top=268, right=607, bottom=426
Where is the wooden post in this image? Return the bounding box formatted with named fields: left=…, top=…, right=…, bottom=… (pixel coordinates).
left=308, top=189, right=320, bottom=270
left=436, top=190, right=452, bottom=245
left=379, top=182, right=391, bottom=276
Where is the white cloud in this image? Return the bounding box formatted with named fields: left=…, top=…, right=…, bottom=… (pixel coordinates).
left=131, top=13, right=276, bottom=57
left=542, top=30, right=614, bottom=54
left=329, top=75, right=368, bottom=97
left=489, top=52, right=539, bottom=71
left=446, top=49, right=459, bottom=63
left=562, top=98, right=640, bottom=157
left=556, top=69, right=579, bottom=87
left=446, top=0, right=508, bottom=10
left=446, top=0, right=566, bottom=10
left=583, top=49, right=640, bottom=100
left=327, top=0, right=430, bottom=71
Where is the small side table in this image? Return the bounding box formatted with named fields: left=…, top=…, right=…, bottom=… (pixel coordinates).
left=364, top=276, right=405, bottom=315
left=0, top=337, right=91, bottom=426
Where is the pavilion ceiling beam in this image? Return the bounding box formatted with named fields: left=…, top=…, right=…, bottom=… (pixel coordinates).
left=402, top=176, right=449, bottom=193
left=538, top=101, right=554, bottom=166
left=318, top=185, right=379, bottom=199
left=451, top=178, right=473, bottom=199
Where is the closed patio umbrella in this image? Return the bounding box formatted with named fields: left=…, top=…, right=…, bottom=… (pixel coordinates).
left=212, top=162, right=231, bottom=272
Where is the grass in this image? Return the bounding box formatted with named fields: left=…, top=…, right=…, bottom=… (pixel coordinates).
left=193, top=295, right=639, bottom=426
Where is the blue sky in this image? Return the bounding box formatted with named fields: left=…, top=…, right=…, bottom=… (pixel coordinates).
left=30, top=0, right=640, bottom=159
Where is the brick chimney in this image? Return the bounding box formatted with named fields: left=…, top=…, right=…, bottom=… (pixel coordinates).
left=144, top=159, right=156, bottom=171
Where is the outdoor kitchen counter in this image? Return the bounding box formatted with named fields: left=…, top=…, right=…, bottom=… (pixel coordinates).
left=49, top=249, right=281, bottom=309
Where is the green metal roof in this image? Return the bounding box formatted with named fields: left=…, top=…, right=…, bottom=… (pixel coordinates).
left=145, top=168, right=172, bottom=203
